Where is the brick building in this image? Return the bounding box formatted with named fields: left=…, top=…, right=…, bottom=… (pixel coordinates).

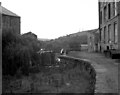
left=2, top=6, right=20, bottom=34
left=99, top=0, right=120, bottom=52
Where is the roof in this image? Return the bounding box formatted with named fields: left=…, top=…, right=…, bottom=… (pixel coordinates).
left=22, top=32, right=36, bottom=36
left=22, top=32, right=37, bottom=39
left=2, top=6, right=20, bottom=17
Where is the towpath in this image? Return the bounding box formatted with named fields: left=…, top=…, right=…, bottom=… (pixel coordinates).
left=68, top=51, right=119, bottom=93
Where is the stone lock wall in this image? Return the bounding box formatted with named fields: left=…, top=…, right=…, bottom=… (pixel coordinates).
left=58, top=55, right=96, bottom=93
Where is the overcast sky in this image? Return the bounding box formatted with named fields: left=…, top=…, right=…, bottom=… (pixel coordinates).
left=2, top=0, right=99, bottom=39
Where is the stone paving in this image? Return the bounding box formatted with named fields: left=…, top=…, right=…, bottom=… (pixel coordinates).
left=68, top=51, right=119, bottom=93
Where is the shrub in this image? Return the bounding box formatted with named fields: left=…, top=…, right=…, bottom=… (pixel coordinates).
left=2, top=29, right=42, bottom=76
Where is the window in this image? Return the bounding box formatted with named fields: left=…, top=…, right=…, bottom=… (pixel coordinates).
left=115, top=1, right=117, bottom=16
left=108, top=24, right=111, bottom=43
left=100, top=11, right=102, bottom=24
left=114, top=22, right=118, bottom=43
left=100, top=28, right=102, bottom=41
left=113, top=2, right=115, bottom=16
left=100, top=2, right=103, bottom=8
left=101, top=28, right=104, bottom=42
left=108, top=3, right=111, bottom=19
left=104, top=6, right=107, bottom=22
left=113, top=1, right=117, bottom=16
left=100, top=28, right=103, bottom=42
left=104, top=26, right=106, bottom=43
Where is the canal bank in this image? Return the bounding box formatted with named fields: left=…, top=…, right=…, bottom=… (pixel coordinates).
left=68, top=51, right=118, bottom=93
left=58, top=55, right=96, bottom=93
left=3, top=54, right=97, bottom=93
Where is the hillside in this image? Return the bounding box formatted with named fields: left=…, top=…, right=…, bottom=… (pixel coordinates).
left=53, top=29, right=98, bottom=44
left=38, top=38, right=51, bottom=41
left=43, top=29, right=98, bottom=52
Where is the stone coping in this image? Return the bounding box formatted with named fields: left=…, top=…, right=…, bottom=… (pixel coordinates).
left=58, top=55, right=97, bottom=93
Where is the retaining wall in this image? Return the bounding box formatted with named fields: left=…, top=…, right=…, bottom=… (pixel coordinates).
left=58, top=55, right=96, bottom=93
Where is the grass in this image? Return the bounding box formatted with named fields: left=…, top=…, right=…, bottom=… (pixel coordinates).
left=2, top=58, right=95, bottom=93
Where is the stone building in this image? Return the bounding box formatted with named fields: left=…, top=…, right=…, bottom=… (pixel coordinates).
left=2, top=6, right=20, bottom=34
left=99, top=0, right=120, bottom=52
left=72, top=29, right=100, bottom=52
left=22, top=32, right=37, bottom=39
left=0, top=3, right=2, bottom=34
left=88, top=29, right=100, bottom=52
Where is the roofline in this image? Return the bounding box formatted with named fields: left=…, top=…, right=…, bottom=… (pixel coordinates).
left=2, top=6, right=20, bottom=17
left=2, top=14, right=20, bottom=18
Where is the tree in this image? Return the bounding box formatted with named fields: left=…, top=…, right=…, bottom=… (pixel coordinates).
left=2, top=29, right=42, bottom=76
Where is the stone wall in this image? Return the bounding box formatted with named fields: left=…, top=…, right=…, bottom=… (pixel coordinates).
left=58, top=55, right=96, bottom=93
left=2, top=14, right=20, bottom=34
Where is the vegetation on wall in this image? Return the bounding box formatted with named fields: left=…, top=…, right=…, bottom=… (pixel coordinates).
left=2, top=29, right=43, bottom=76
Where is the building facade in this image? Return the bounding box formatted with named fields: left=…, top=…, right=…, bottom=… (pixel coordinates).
left=99, top=0, right=120, bottom=52
left=2, top=6, right=20, bottom=34
left=88, top=29, right=100, bottom=52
